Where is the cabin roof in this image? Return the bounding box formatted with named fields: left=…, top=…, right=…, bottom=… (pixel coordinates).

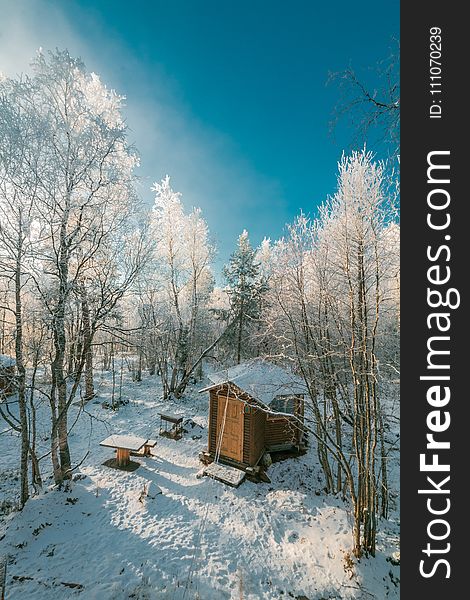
left=200, top=358, right=306, bottom=407
left=0, top=354, right=15, bottom=368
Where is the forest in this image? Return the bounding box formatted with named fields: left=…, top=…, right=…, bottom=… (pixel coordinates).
left=0, top=50, right=400, bottom=599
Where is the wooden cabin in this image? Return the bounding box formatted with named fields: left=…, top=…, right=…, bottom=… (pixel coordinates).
left=0, top=355, right=16, bottom=397
left=200, top=359, right=306, bottom=470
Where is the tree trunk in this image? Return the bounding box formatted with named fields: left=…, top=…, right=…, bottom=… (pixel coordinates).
left=49, top=398, right=61, bottom=484
left=50, top=219, right=72, bottom=483
left=378, top=407, right=389, bottom=518
left=80, top=284, right=94, bottom=402
left=14, top=229, right=29, bottom=507
left=111, top=341, right=116, bottom=409
left=352, top=500, right=362, bottom=558
left=237, top=299, right=244, bottom=365
left=28, top=355, right=42, bottom=488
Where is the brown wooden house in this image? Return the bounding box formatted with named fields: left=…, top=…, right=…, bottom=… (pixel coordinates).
left=200, top=359, right=306, bottom=470
left=0, top=355, right=16, bottom=397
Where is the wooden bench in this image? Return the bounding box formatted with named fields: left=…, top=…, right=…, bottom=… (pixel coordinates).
left=143, top=439, right=157, bottom=457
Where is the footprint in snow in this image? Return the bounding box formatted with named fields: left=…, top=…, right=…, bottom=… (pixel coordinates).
left=287, top=531, right=299, bottom=543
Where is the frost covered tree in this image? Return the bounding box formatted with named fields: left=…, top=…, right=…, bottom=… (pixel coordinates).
left=260, top=150, right=399, bottom=557
left=0, top=50, right=142, bottom=484
left=0, top=72, right=46, bottom=505
left=148, top=176, right=216, bottom=398
left=313, top=150, right=398, bottom=555
left=223, top=230, right=268, bottom=364
left=0, top=194, right=32, bottom=507
left=260, top=214, right=340, bottom=493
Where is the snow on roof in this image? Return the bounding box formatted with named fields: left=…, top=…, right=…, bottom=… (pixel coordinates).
left=201, top=358, right=306, bottom=407
left=0, top=354, right=15, bottom=368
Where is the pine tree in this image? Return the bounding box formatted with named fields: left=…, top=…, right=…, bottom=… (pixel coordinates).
left=223, top=230, right=267, bottom=364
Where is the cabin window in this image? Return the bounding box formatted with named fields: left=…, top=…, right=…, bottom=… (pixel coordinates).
left=268, top=395, right=297, bottom=419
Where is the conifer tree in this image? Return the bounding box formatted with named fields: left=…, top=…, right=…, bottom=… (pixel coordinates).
left=223, top=230, right=267, bottom=364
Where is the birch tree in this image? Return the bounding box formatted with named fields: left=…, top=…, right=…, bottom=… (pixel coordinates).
left=315, top=150, right=396, bottom=555
left=0, top=74, right=44, bottom=506
left=149, top=176, right=216, bottom=398
left=261, top=150, right=399, bottom=556
left=1, top=50, right=140, bottom=484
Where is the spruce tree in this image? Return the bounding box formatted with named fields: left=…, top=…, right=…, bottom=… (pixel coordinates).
left=223, top=230, right=267, bottom=363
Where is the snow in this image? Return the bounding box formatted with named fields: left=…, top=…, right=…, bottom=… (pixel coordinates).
left=99, top=435, right=148, bottom=451
left=203, top=358, right=306, bottom=407
left=0, top=370, right=400, bottom=599
left=203, top=463, right=246, bottom=487
left=0, top=354, right=15, bottom=368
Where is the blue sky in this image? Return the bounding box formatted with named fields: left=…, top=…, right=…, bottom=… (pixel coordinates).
left=1, top=0, right=399, bottom=274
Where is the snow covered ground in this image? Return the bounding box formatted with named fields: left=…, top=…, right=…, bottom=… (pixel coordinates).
left=0, top=370, right=400, bottom=599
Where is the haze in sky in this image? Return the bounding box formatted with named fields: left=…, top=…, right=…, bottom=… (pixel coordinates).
left=0, top=0, right=399, bottom=273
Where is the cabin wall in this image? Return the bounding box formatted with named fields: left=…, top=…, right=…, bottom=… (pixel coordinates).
left=242, top=409, right=251, bottom=464
left=249, top=405, right=266, bottom=465
left=207, top=384, right=266, bottom=467
left=207, top=388, right=305, bottom=465
left=209, top=385, right=248, bottom=462
left=265, top=396, right=304, bottom=449
left=208, top=390, right=219, bottom=455
left=265, top=417, right=298, bottom=448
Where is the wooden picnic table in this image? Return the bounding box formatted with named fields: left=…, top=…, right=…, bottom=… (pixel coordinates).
left=100, top=434, right=148, bottom=467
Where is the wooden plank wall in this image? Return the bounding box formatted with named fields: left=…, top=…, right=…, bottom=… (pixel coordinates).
left=265, top=396, right=305, bottom=448
left=265, top=418, right=296, bottom=447
left=208, top=390, right=219, bottom=454
left=242, top=410, right=251, bottom=464
left=207, top=387, right=305, bottom=463
left=250, top=406, right=266, bottom=464
left=209, top=385, right=254, bottom=464
left=208, top=384, right=267, bottom=466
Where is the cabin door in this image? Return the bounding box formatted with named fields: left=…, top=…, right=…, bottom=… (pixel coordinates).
left=217, top=396, right=244, bottom=462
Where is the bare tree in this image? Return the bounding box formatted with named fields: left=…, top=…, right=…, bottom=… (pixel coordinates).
left=329, top=41, right=399, bottom=159
left=0, top=74, right=43, bottom=505
left=0, top=189, right=32, bottom=507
